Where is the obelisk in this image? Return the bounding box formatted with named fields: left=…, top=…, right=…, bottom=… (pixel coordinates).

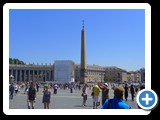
left=80, top=20, right=87, bottom=84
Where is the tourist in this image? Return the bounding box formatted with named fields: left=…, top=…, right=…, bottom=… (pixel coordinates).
left=124, top=83, right=129, bottom=101
left=92, top=83, right=101, bottom=109
left=53, top=83, right=58, bottom=94
left=14, top=83, right=18, bottom=95
left=130, top=84, right=135, bottom=101
left=9, top=83, right=14, bottom=99
left=36, top=82, right=39, bottom=92
left=69, top=83, right=74, bottom=93
left=81, top=83, right=88, bottom=107
left=97, top=82, right=109, bottom=105
left=42, top=86, right=51, bottom=109
left=27, top=82, right=37, bottom=109
left=101, top=86, right=131, bottom=109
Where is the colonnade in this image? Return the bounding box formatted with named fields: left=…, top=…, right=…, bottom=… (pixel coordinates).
left=9, top=65, right=54, bottom=82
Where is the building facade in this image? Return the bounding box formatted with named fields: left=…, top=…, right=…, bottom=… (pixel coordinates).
left=9, top=63, right=54, bottom=83
left=9, top=62, right=143, bottom=84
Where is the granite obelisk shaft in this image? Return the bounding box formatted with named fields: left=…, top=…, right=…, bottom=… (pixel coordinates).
left=80, top=21, right=87, bottom=84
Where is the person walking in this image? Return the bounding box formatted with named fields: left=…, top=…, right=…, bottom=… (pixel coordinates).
left=36, top=82, right=39, bottom=92
left=70, top=83, right=74, bottom=93
left=81, top=84, right=88, bottom=107
left=124, top=83, right=129, bottom=101
left=130, top=84, right=135, bottom=101
left=14, top=83, right=18, bottom=96
left=53, top=83, right=58, bottom=94
left=101, top=86, right=131, bottom=109
left=27, top=82, right=37, bottom=109
left=42, top=86, right=51, bottom=109
left=9, top=83, right=14, bottom=99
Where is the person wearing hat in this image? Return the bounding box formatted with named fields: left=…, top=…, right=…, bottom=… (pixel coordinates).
left=98, top=82, right=109, bottom=105
left=101, top=86, right=130, bottom=109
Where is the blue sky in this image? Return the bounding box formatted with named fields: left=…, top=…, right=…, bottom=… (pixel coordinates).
left=9, top=9, right=145, bottom=71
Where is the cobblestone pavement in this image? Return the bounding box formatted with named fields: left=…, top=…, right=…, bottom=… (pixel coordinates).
left=9, top=87, right=139, bottom=109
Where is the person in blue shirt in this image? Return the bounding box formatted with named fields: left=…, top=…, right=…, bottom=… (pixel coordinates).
left=101, top=86, right=130, bottom=109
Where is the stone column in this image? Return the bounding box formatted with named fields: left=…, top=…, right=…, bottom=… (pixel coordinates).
left=24, top=70, right=26, bottom=81
left=28, top=70, right=30, bottom=81
left=33, top=70, right=35, bottom=81
left=15, top=69, right=17, bottom=82
left=49, top=70, right=51, bottom=81
left=45, top=70, right=47, bottom=81
left=41, top=70, right=43, bottom=81
left=19, top=70, right=22, bottom=81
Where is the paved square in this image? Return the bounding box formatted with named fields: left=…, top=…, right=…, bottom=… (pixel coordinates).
left=9, top=86, right=139, bottom=109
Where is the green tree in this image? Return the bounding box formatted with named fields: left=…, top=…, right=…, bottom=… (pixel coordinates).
left=9, top=58, right=25, bottom=65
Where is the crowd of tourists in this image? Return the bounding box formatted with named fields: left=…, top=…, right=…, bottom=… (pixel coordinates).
left=9, top=80, right=145, bottom=109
